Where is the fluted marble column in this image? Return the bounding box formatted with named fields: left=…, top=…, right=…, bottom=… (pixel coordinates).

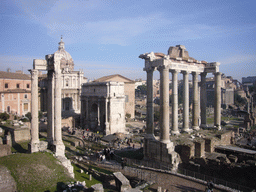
left=192, top=72, right=200, bottom=130
left=200, top=72, right=207, bottom=128
left=146, top=68, right=155, bottom=138
left=171, top=70, right=180, bottom=135
left=159, top=65, right=170, bottom=143
left=182, top=71, right=191, bottom=132
left=30, top=69, right=39, bottom=153
left=47, top=70, right=54, bottom=145
left=54, top=66, right=65, bottom=156
left=214, top=72, right=222, bottom=130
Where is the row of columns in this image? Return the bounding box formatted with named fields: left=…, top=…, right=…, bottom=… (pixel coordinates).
left=30, top=67, right=65, bottom=156
left=145, top=67, right=222, bottom=143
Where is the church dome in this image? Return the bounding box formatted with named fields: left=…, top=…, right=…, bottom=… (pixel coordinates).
left=54, top=37, right=74, bottom=72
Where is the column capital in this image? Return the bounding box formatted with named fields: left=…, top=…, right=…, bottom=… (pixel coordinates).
left=157, top=65, right=169, bottom=72
left=192, top=71, right=199, bottom=76
left=214, top=72, right=222, bottom=76
left=144, top=67, right=156, bottom=73
left=170, top=69, right=180, bottom=74
left=181, top=70, right=190, bottom=75
left=200, top=72, right=207, bottom=77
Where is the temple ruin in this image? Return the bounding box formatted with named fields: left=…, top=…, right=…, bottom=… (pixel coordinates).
left=139, top=45, right=222, bottom=170
left=28, top=37, right=74, bottom=177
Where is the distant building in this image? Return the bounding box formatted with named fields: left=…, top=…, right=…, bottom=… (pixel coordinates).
left=38, top=38, right=87, bottom=117
left=0, top=70, right=31, bottom=116
left=205, top=74, right=235, bottom=108
left=93, top=74, right=135, bottom=119
left=80, top=81, right=126, bottom=135
left=242, top=76, right=256, bottom=87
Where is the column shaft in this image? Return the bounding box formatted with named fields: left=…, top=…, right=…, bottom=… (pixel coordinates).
left=159, top=66, right=170, bottom=143
left=200, top=72, right=207, bottom=127
left=182, top=71, right=190, bottom=132
left=54, top=69, right=63, bottom=144
left=47, top=70, right=54, bottom=144
left=30, top=69, right=39, bottom=153
left=146, top=69, right=154, bottom=137
left=214, top=72, right=222, bottom=130
left=171, top=70, right=180, bottom=134
left=192, top=72, right=200, bottom=130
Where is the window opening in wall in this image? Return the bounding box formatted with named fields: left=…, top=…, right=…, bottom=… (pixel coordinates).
left=7, top=106, right=10, bottom=113
left=16, top=84, right=20, bottom=88
left=66, top=80, right=69, bottom=87
left=27, top=84, right=30, bottom=88
left=24, top=94, right=27, bottom=99
left=125, top=95, right=129, bottom=102
left=114, top=93, right=115, bottom=97
left=5, top=83, right=8, bottom=88
left=24, top=103, right=28, bottom=111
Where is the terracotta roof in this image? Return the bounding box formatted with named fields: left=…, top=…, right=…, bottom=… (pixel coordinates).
left=93, top=74, right=134, bottom=83
left=0, top=71, right=30, bottom=80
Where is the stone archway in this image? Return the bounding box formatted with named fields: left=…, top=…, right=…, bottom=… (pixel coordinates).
left=90, top=103, right=98, bottom=130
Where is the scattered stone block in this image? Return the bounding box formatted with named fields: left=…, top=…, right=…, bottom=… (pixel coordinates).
left=0, top=145, right=11, bottom=157
left=113, top=172, right=131, bottom=192
left=91, top=183, right=104, bottom=192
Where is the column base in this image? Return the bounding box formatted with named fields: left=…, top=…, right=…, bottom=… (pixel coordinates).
left=200, top=124, right=208, bottom=129
left=53, top=142, right=65, bottom=157
left=192, top=126, right=200, bottom=131
left=214, top=125, right=222, bottom=130
left=171, top=130, right=180, bottom=135
left=182, top=128, right=193, bottom=133
left=28, top=141, right=40, bottom=153
left=144, top=133, right=155, bottom=140
left=161, top=139, right=171, bottom=144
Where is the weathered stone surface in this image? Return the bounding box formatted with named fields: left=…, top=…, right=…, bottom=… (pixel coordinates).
left=56, top=156, right=74, bottom=178
left=0, top=145, right=11, bottom=157
left=0, top=165, right=16, bottom=192
left=91, top=183, right=104, bottom=192
left=113, top=172, right=131, bottom=192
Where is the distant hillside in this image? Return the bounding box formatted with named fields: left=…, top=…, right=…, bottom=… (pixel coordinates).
left=0, top=152, right=74, bottom=192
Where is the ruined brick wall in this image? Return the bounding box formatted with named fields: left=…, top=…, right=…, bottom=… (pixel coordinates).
left=217, top=131, right=232, bottom=145
left=0, top=145, right=11, bottom=157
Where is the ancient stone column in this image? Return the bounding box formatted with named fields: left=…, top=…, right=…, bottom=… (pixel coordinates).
left=29, top=69, right=39, bottom=153
left=54, top=66, right=65, bottom=156
left=182, top=71, right=191, bottom=132
left=105, top=98, right=109, bottom=135
left=192, top=72, right=200, bottom=130
left=171, top=70, right=180, bottom=135
left=159, top=65, right=170, bottom=143
left=146, top=68, right=155, bottom=138
left=47, top=70, right=54, bottom=145
left=214, top=72, right=222, bottom=130
left=200, top=72, right=207, bottom=128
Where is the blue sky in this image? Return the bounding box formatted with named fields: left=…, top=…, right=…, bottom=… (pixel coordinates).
left=0, top=0, right=256, bottom=81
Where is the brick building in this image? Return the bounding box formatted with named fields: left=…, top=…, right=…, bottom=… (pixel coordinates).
left=0, top=71, right=31, bottom=116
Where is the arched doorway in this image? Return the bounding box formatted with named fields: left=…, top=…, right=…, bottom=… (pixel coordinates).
left=90, top=103, right=98, bottom=130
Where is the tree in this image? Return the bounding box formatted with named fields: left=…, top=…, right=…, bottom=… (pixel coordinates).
left=0, top=112, right=10, bottom=121
left=234, top=93, right=247, bottom=106
left=135, top=85, right=147, bottom=96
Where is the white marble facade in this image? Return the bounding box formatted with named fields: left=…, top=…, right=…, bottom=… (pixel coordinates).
left=81, top=82, right=126, bottom=135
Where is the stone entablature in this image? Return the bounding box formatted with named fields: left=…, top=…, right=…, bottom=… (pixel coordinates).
left=81, top=82, right=126, bottom=135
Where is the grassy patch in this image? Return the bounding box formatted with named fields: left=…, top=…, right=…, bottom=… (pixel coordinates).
left=0, top=152, right=74, bottom=192
left=11, top=141, right=30, bottom=153
left=72, top=164, right=101, bottom=188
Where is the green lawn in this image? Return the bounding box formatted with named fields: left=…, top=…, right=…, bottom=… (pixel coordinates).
left=0, top=152, right=74, bottom=192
